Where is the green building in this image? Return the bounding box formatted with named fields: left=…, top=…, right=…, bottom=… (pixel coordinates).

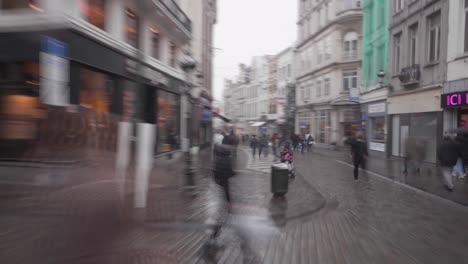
left=360, top=0, right=390, bottom=156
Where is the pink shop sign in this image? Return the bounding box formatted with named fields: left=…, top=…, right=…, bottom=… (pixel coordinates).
left=441, top=92, right=468, bottom=108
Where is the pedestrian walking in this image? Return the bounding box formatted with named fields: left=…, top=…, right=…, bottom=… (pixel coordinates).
left=437, top=135, right=461, bottom=192
left=250, top=135, right=258, bottom=158
left=259, top=134, right=268, bottom=158
left=307, top=135, right=315, bottom=153
left=271, top=133, right=278, bottom=158
left=454, top=134, right=468, bottom=178
left=346, top=133, right=368, bottom=180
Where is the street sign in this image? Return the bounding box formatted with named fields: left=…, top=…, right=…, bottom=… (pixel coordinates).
left=40, top=36, right=70, bottom=106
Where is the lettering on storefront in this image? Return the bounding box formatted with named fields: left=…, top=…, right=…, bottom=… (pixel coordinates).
left=368, top=103, right=386, bottom=114
left=441, top=92, right=468, bottom=108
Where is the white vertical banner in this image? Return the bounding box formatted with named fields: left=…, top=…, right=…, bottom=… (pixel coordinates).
left=134, top=123, right=156, bottom=209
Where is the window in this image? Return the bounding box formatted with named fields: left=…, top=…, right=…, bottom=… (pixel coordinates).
left=300, top=85, right=305, bottom=101
left=169, top=42, right=177, bottom=68
left=82, top=0, right=106, bottom=30
left=409, top=24, right=418, bottom=65
left=316, top=80, right=322, bottom=97
left=324, top=3, right=329, bottom=23
left=287, top=64, right=291, bottom=78
left=343, top=71, right=357, bottom=91
left=151, top=28, right=160, bottom=60
left=325, top=38, right=332, bottom=60
left=427, top=12, right=441, bottom=62
left=324, top=78, right=330, bottom=96
left=343, top=32, right=358, bottom=59
left=157, top=90, right=180, bottom=153
left=464, top=0, right=468, bottom=52
left=126, top=7, right=138, bottom=48
left=394, top=33, right=402, bottom=72
left=395, top=0, right=404, bottom=12
left=305, top=82, right=311, bottom=99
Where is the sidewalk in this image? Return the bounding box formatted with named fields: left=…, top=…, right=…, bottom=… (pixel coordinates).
left=300, top=146, right=468, bottom=206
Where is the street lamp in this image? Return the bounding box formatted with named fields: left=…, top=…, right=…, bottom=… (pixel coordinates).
left=377, top=69, right=385, bottom=88
left=180, top=51, right=197, bottom=187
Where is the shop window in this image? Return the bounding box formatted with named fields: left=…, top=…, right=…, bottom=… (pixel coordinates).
left=157, top=90, right=180, bottom=152
left=80, top=68, right=112, bottom=113
left=370, top=117, right=386, bottom=142
left=1, top=0, right=41, bottom=11
left=81, top=0, right=106, bottom=30
left=126, top=7, right=138, bottom=48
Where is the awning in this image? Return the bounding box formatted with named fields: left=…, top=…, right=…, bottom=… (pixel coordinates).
left=250, top=122, right=265, bottom=127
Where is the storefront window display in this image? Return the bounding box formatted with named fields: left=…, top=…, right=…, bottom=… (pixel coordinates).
left=80, top=67, right=113, bottom=113
left=157, top=90, right=180, bottom=153
left=370, top=117, right=386, bottom=142
left=316, top=111, right=331, bottom=143
left=298, top=112, right=310, bottom=135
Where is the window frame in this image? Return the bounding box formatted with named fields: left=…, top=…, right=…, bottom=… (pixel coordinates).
left=316, top=80, right=322, bottom=97
left=324, top=78, right=330, bottom=96
left=427, top=11, right=441, bottom=63
left=408, top=23, right=418, bottom=66
left=464, top=0, right=468, bottom=53
left=151, top=28, right=160, bottom=60
left=343, top=71, right=357, bottom=91
left=394, top=33, right=402, bottom=73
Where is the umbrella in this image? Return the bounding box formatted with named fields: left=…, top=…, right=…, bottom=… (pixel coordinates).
left=448, top=128, right=468, bottom=134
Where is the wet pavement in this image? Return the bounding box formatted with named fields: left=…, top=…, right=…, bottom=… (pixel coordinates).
left=2, top=146, right=468, bottom=263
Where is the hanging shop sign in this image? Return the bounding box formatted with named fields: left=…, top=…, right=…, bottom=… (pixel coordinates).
left=40, top=36, right=70, bottom=106
left=441, top=91, right=468, bottom=108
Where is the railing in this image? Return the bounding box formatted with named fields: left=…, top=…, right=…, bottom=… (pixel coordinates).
left=157, top=0, right=192, bottom=33
left=399, top=64, right=420, bottom=85
left=342, top=50, right=359, bottom=61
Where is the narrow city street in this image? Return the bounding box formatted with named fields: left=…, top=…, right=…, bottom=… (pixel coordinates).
left=2, top=146, right=468, bottom=263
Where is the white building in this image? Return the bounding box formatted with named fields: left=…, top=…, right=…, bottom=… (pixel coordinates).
left=181, top=0, right=217, bottom=147
left=442, top=0, right=468, bottom=132
left=276, top=47, right=295, bottom=123
left=295, top=0, right=362, bottom=145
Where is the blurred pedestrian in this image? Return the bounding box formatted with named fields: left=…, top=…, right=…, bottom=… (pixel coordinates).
left=437, top=135, right=461, bottom=192
left=403, top=136, right=425, bottom=174
left=346, top=133, right=368, bottom=180
left=259, top=134, right=268, bottom=158
left=250, top=135, right=258, bottom=158
left=271, top=133, right=278, bottom=158
left=454, top=134, right=468, bottom=178
left=307, top=134, right=315, bottom=153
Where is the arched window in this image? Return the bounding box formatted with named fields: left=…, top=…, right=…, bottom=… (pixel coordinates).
left=343, top=32, right=358, bottom=59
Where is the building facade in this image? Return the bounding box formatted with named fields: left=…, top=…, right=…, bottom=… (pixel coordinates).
left=442, top=0, right=468, bottom=133
left=181, top=0, right=217, bottom=147
left=0, top=0, right=192, bottom=156
left=295, top=0, right=363, bottom=146
left=388, top=0, right=449, bottom=163
left=360, top=0, right=390, bottom=156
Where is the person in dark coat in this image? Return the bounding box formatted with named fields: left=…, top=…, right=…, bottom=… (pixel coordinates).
left=438, top=135, right=461, bottom=192
left=307, top=135, right=315, bottom=153
left=213, top=144, right=235, bottom=203
left=346, top=133, right=368, bottom=180
left=250, top=135, right=258, bottom=158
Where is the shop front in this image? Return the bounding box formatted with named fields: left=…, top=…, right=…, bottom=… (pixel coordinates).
left=0, top=29, right=183, bottom=158
left=388, top=88, right=442, bottom=163
left=441, top=85, right=468, bottom=132
left=361, top=101, right=387, bottom=156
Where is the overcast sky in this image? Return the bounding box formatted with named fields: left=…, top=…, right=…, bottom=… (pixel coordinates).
left=213, top=0, right=298, bottom=101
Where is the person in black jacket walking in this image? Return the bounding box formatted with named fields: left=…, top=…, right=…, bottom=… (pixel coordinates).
left=438, top=135, right=461, bottom=192
left=346, top=133, right=368, bottom=180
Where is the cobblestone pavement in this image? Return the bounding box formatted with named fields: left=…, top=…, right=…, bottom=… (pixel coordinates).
left=3, top=146, right=468, bottom=263
left=265, top=152, right=468, bottom=264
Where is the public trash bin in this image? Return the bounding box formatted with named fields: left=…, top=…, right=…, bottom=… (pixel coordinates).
left=271, top=163, right=289, bottom=197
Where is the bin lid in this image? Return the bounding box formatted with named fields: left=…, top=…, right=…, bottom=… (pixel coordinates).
left=272, top=163, right=289, bottom=170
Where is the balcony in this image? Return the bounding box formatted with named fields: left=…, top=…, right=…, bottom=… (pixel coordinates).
left=155, top=0, right=191, bottom=33
left=342, top=50, right=359, bottom=62
left=398, top=64, right=420, bottom=86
